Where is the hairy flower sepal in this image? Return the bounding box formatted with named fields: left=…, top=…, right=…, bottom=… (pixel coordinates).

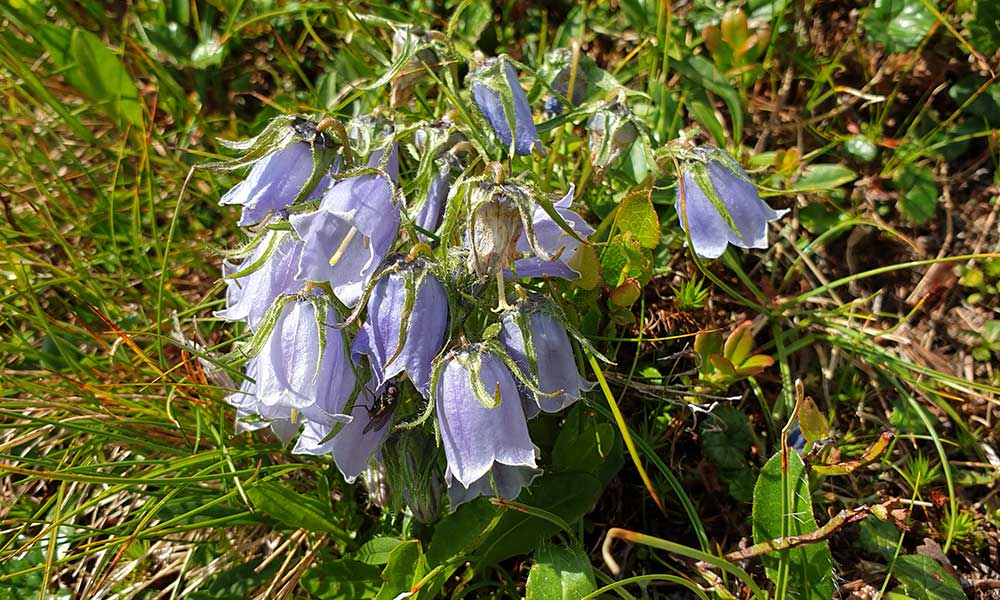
left=380, top=429, right=444, bottom=522
left=431, top=345, right=538, bottom=502
left=467, top=55, right=543, bottom=157
left=511, top=184, right=594, bottom=280
left=211, top=115, right=341, bottom=226
left=675, top=146, right=789, bottom=259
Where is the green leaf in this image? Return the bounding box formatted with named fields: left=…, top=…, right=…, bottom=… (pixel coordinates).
left=701, top=405, right=752, bottom=471
left=246, top=482, right=350, bottom=538
left=474, top=471, right=603, bottom=567
left=752, top=451, right=835, bottom=600
left=301, top=558, right=380, bottom=600
left=426, top=499, right=499, bottom=566
left=673, top=54, right=744, bottom=140
left=600, top=234, right=650, bottom=287
left=864, top=0, right=937, bottom=53
left=798, top=202, right=848, bottom=236
left=856, top=516, right=901, bottom=560
left=968, top=0, right=1000, bottom=53
left=694, top=330, right=723, bottom=377
left=894, top=163, right=938, bottom=225
left=33, top=23, right=143, bottom=127
left=354, top=537, right=404, bottom=566
left=723, top=323, right=754, bottom=366
left=614, top=192, right=660, bottom=249
left=788, top=164, right=857, bottom=192
left=893, top=555, right=966, bottom=600
left=525, top=544, right=597, bottom=600
left=375, top=540, right=424, bottom=600
left=686, top=97, right=727, bottom=146
left=797, top=396, right=830, bottom=444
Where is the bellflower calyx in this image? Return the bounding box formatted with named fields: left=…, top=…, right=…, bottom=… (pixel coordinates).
left=216, top=230, right=304, bottom=330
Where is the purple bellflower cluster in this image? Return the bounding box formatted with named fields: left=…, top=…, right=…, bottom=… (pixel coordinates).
left=208, top=39, right=785, bottom=520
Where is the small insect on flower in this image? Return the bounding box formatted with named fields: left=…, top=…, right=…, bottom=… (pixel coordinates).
left=364, top=378, right=400, bottom=434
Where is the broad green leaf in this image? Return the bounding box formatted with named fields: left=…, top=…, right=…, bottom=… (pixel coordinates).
left=375, top=540, right=424, bottom=600
left=246, top=482, right=349, bottom=538
left=525, top=544, right=597, bottom=600
left=798, top=202, right=848, bottom=236
left=552, top=410, right=621, bottom=478
left=694, top=330, right=723, bottom=376
left=723, top=323, right=754, bottom=367
left=892, top=555, right=966, bottom=600
left=614, top=192, right=660, bottom=249
left=33, top=23, right=143, bottom=127
left=426, top=499, right=499, bottom=566
left=600, top=234, right=650, bottom=287
left=300, top=558, right=380, bottom=600
left=673, top=54, right=744, bottom=140
left=788, top=164, right=857, bottom=192
left=844, top=134, right=878, bottom=162
left=856, top=516, right=901, bottom=560
left=864, top=0, right=937, bottom=53
left=354, top=537, right=404, bottom=565
left=474, top=471, right=603, bottom=566
left=894, top=163, right=938, bottom=225
left=752, top=451, right=835, bottom=600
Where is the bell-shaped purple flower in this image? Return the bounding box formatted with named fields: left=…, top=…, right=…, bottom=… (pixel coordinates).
left=675, top=147, right=788, bottom=259
left=216, top=231, right=304, bottom=330
left=220, top=142, right=326, bottom=226
left=226, top=358, right=299, bottom=444
left=254, top=296, right=355, bottom=425
left=435, top=348, right=537, bottom=496
left=512, top=185, right=594, bottom=279
left=352, top=267, right=448, bottom=397
left=469, top=57, right=542, bottom=156
left=293, top=385, right=393, bottom=483
left=290, top=173, right=400, bottom=307
left=499, top=305, right=594, bottom=417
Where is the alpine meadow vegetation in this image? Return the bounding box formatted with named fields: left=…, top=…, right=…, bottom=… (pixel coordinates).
left=2, top=1, right=1000, bottom=599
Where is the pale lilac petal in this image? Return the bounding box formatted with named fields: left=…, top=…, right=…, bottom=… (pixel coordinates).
left=293, top=390, right=392, bottom=483
left=499, top=310, right=594, bottom=413
left=512, top=186, right=593, bottom=279
left=215, top=232, right=303, bottom=330
left=291, top=174, right=400, bottom=306
left=675, top=152, right=789, bottom=259
left=471, top=60, right=541, bottom=156
left=675, top=171, right=732, bottom=260
left=220, top=142, right=322, bottom=226
left=436, top=350, right=536, bottom=487
left=351, top=272, right=448, bottom=396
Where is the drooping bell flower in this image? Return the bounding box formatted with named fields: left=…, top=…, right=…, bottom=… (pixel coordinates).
left=293, top=383, right=393, bottom=483
left=499, top=301, right=594, bottom=417
left=675, top=146, right=788, bottom=259
left=216, top=230, right=304, bottom=330
left=434, top=346, right=537, bottom=504
left=253, top=294, right=355, bottom=426
left=351, top=263, right=448, bottom=397
left=468, top=56, right=543, bottom=156
left=220, top=141, right=329, bottom=227
left=540, top=47, right=590, bottom=117
left=291, top=173, right=400, bottom=307
left=511, top=184, right=594, bottom=280
left=226, top=358, right=299, bottom=444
